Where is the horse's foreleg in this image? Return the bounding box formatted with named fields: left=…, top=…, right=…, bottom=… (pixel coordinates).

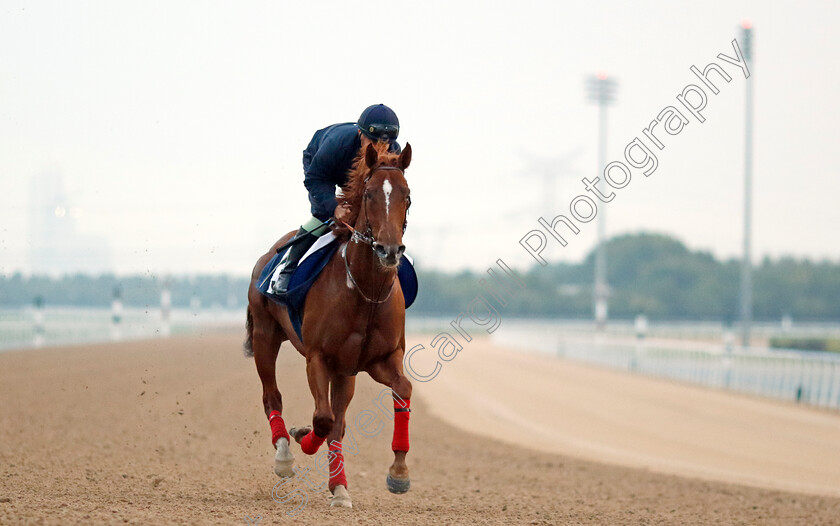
left=292, top=351, right=333, bottom=456
left=366, top=350, right=412, bottom=494
left=252, top=316, right=293, bottom=477
left=326, top=374, right=355, bottom=508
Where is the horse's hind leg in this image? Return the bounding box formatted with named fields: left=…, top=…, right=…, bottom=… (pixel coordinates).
left=250, top=307, right=294, bottom=477
left=366, top=349, right=413, bottom=494
left=327, top=374, right=355, bottom=508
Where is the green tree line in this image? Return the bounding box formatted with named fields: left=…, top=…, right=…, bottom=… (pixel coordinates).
left=1, top=233, right=838, bottom=321
left=414, top=233, right=840, bottom=322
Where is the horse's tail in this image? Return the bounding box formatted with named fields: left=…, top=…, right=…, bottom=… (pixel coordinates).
left=243, top=306, right=255, bottom=358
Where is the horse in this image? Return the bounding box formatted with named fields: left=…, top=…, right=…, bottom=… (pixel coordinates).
left=244, top=141, right=413, bottom=509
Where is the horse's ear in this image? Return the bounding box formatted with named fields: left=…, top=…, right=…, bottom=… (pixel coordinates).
left=399, top=143, right=412, bottom=170
left=365, top=144, right=378, bottom=169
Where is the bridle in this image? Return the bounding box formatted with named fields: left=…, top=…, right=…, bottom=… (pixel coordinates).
left=339, top=165, right=409, bottom=304
left=341, top=166, right=409, bottom=245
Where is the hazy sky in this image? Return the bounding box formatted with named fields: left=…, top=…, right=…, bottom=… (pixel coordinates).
left=1, top=1, right=838, bottom=276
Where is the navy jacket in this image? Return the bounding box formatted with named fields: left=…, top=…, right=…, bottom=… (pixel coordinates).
left=302, top=123, right=401, bottom=221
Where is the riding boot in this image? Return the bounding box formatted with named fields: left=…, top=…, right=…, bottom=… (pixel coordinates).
left=273, top=227, right=319, bottom=294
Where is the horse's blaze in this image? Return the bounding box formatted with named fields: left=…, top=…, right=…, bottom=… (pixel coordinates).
left=382, top=178, right=392, bottom=216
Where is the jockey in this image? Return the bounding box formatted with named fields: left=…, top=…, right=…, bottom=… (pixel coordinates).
left=272, top=103, right=401, bottom=294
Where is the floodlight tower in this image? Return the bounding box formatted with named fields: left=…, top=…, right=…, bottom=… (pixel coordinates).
left=740, top=21, right=754, bottom=348
left=586, top=73, right=617, bottom=332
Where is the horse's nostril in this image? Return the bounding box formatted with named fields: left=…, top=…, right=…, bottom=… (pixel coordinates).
left=374, top=244, right=387, bottom=258
left=397, top=245, right=406, bottom=256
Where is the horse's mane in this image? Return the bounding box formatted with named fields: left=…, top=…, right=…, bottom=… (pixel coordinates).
left=333, top=141, right=400, bottom=237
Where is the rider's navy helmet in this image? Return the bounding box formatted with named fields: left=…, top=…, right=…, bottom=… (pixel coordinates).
left=357, top=104, right=399, bottom=141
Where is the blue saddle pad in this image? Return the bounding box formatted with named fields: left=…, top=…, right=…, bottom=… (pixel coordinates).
left=256, top=238, right=418, bottom=342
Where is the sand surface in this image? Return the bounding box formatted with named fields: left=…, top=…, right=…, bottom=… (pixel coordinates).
left=1, top=330, right=840, bottom=525
left=411, top=336, right=840, bottom=497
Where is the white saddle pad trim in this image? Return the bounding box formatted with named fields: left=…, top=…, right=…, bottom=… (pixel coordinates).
left=269, top=232, right=337, bottom=293
left=301, top=231, right=336, bottom=264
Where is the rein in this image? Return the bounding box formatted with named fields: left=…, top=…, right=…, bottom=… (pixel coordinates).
left=341, top=242, right=397, bottom=304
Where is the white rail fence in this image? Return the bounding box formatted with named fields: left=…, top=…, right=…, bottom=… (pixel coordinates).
left=0, top=307, right=243, bottom=352
left=491, top=321, right=840, bottom=411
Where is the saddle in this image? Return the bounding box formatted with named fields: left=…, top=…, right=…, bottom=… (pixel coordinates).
left=256, top=232, right=418, bottom=341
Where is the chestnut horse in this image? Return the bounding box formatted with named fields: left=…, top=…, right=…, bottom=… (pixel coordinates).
left=245, top=142, right=413, bottom=509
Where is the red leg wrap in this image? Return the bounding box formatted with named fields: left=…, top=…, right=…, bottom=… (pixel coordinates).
left=392, top=398, right=411, bottom=452
left=328, top=441, right=348, bottom=492
left=300, top=430, right=326, bottom=455
left=268, top=410, right=289, bottom=445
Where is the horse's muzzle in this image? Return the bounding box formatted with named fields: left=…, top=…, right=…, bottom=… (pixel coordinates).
left=373, top=243, right=405, bottom=267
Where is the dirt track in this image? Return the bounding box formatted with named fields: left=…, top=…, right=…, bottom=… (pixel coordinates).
left=414, top=336, right=840, bottom=497
left=2, top=330, right=840, bottom=525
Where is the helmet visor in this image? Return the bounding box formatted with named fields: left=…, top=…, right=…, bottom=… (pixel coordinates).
left=362, top=123, right=399, bottom=141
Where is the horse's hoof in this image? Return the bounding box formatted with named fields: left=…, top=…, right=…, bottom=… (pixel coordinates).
left=330, top=485, right=353, bottom=508
left=386, top=474, right=410, bottom=494
left=274, top=437, right=295, bottom=478
left=274, top=460, right=294, bottom=478
left=288, top=426, right=311, bottom=444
